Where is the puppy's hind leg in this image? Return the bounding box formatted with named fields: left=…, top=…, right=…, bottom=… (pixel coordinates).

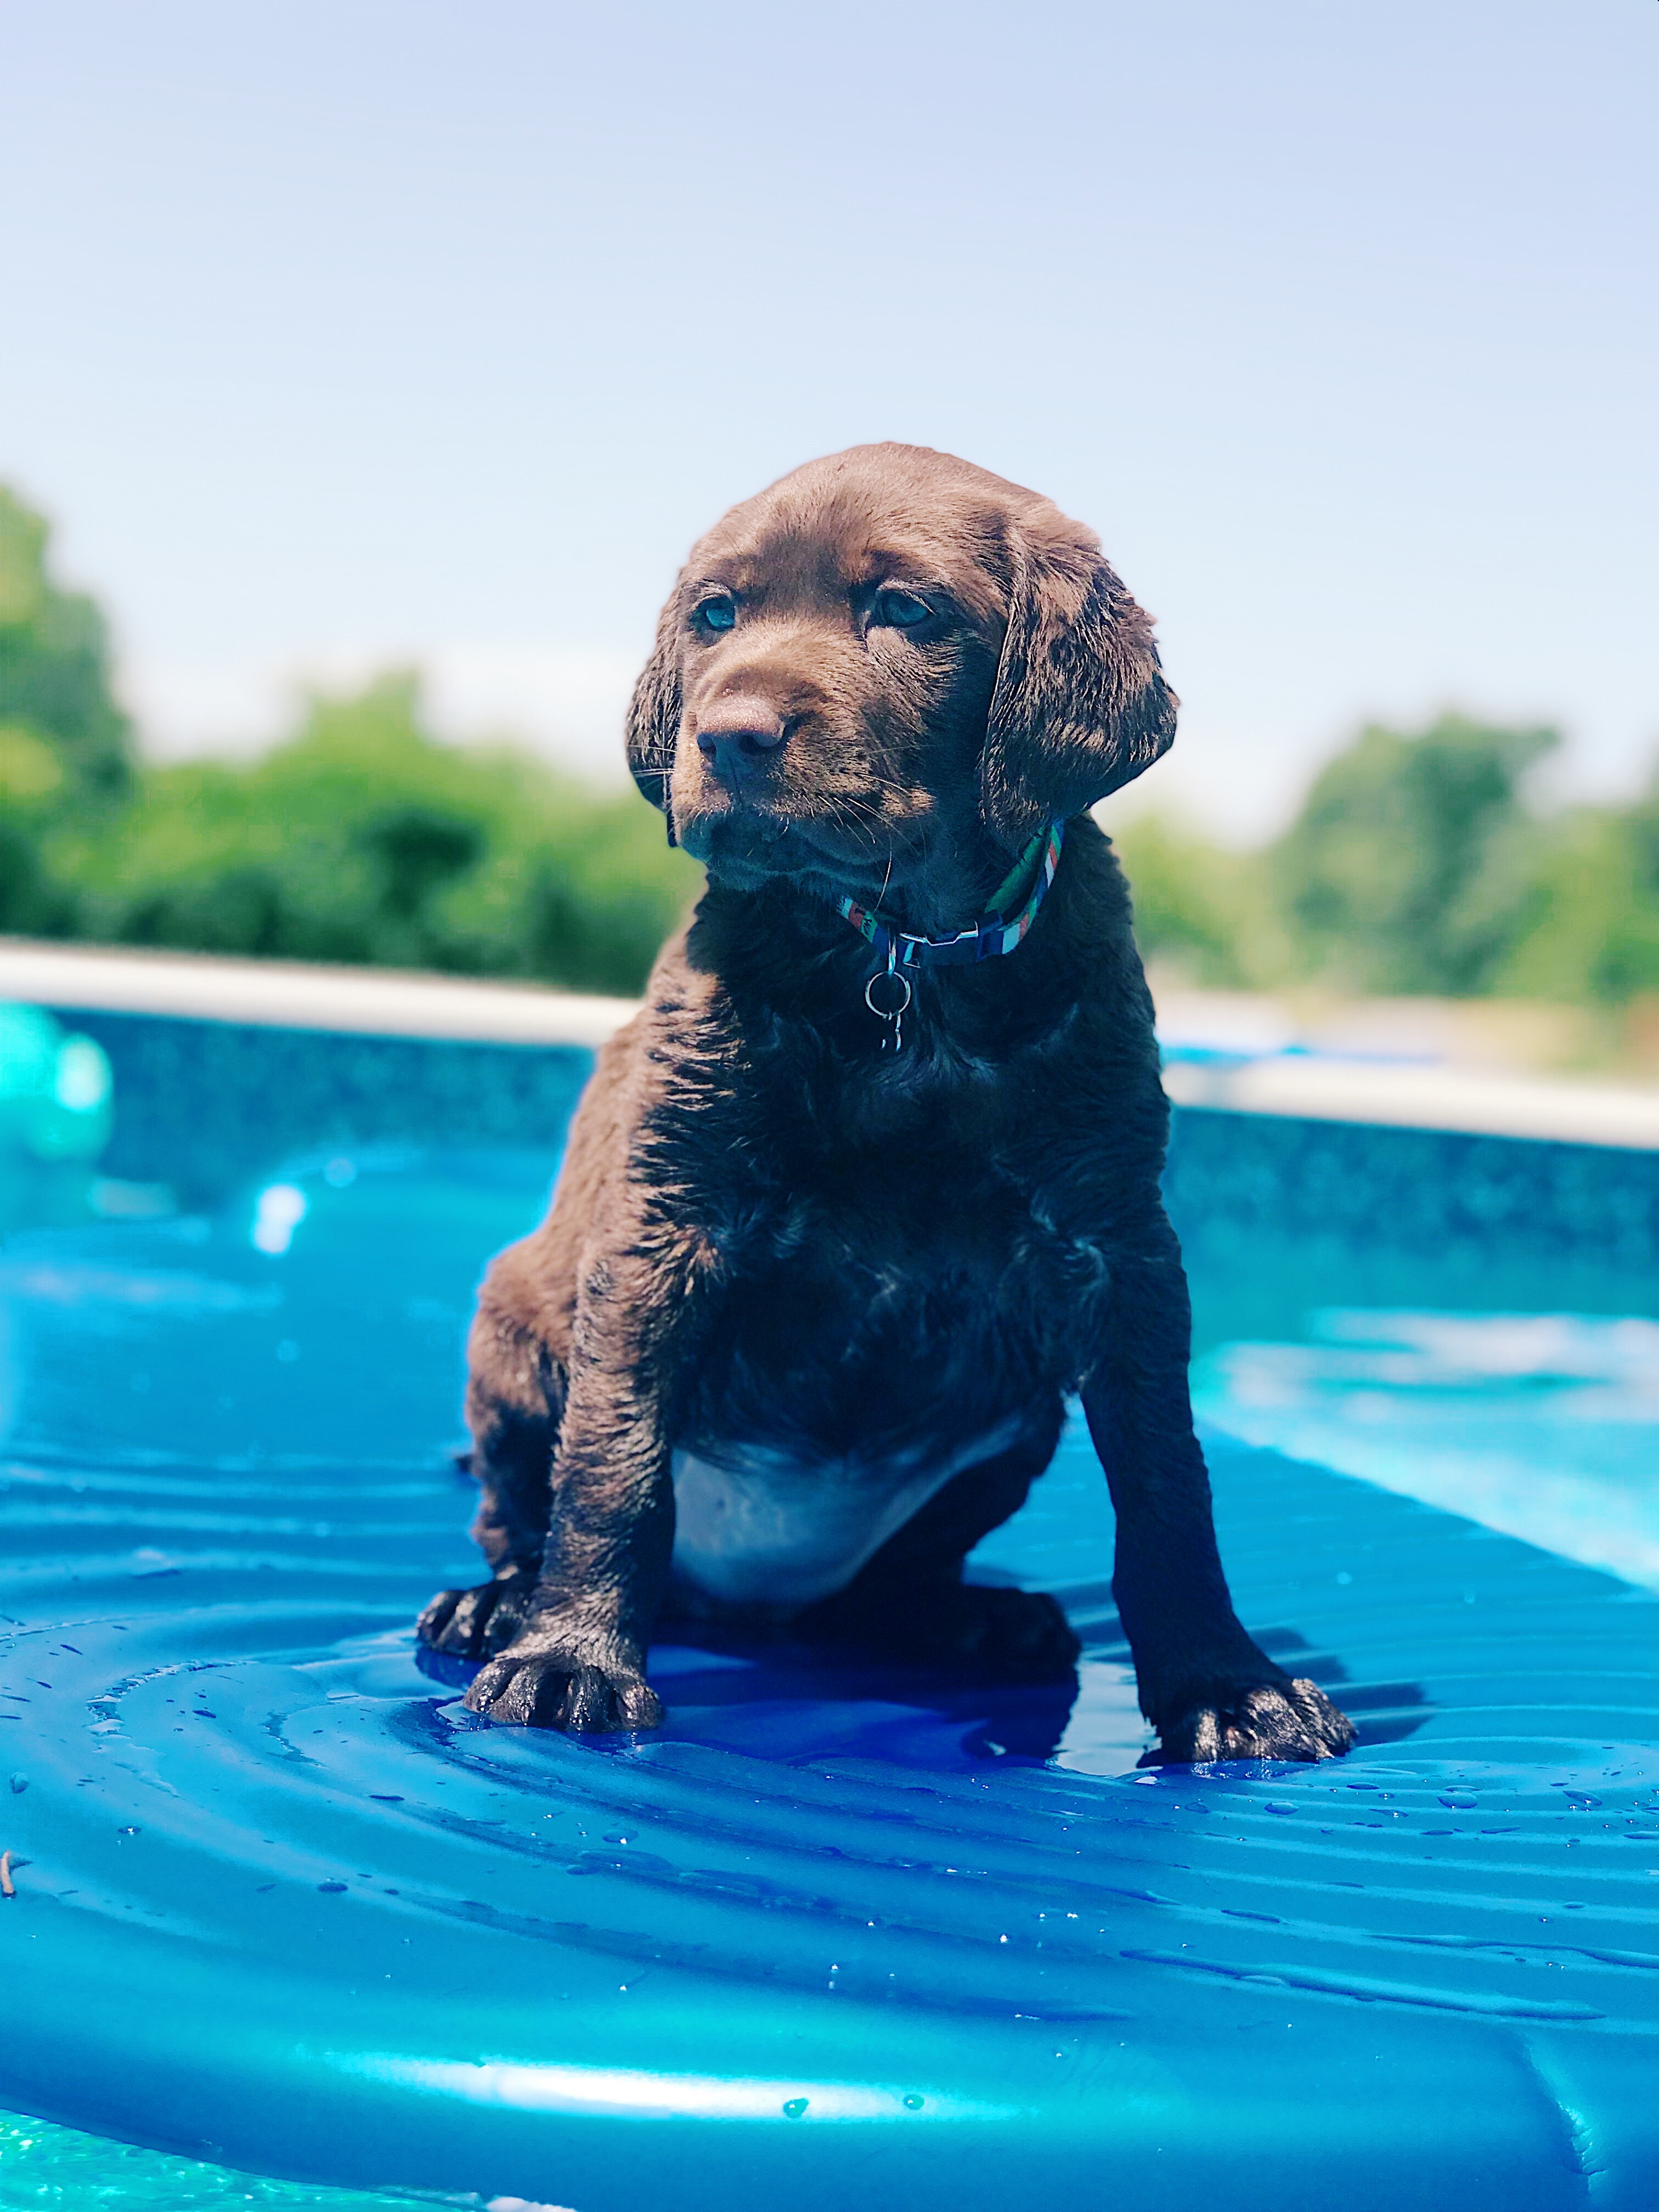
left=794, top=1407, right=1080, bottom=1679
left=417, top=1286, right=566, bottom=1662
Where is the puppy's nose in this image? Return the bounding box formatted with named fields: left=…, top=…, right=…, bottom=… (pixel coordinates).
left=695, top=696, right=787, bottom=786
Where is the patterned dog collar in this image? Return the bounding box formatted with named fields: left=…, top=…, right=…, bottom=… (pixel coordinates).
left=833, top=820, right=1066, bottom=973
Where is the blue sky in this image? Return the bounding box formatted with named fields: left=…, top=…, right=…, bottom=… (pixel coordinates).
left=3, top=1, right=1654, bottom=840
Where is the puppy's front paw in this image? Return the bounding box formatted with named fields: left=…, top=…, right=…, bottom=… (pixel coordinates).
left=462, top=1635, right=663, bottom=1733
left=416, top=1566, right=537, bottom=1658
left=1153, top=1675, right=1356, bottom=1765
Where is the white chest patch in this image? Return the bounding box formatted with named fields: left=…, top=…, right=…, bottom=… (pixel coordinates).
left=669, top=1414, right=1026, bottom=1610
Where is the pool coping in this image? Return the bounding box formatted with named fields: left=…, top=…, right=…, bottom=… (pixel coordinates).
left=0, top=935, right=636, bottom=1049
left=1160, top=1054, right=1659, bottom=1150
left=5, top=934, right=1658, bottom=1152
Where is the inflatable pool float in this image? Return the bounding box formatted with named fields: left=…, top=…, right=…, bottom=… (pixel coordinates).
left=2, top=1008, right=1657, bottom=2210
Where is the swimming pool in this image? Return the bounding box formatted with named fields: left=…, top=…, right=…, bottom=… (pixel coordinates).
left=2, top=1001, right=1657, bottom=2211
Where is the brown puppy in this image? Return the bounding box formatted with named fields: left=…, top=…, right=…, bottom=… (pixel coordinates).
left=418, top=443, right=1355, bottom=1763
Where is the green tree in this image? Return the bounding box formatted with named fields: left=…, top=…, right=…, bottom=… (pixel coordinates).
left=1110, top=814, right=1264, bottom=986
left=1493, top=779, right=1659, bottom=1006
left=0, top=485, right=136, bottom=933
left=52, top=670, right=699, bottom=995
left=1266, top=715, right=1558, bottom=995
left=0, top=486, right=133, bottom=800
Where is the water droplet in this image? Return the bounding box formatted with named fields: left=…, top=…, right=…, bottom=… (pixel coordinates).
left=1438, top=1792, right=1477, bottom=1809
left=7, top=1774, right=25, bottom=1795
left=1267, top=1802, right=1296, bottom=1816
left=782, top=2097, right=808, bottom=2119
left=902, top=2094, right=924, bottom=2110
left=317, top=1881, right=347, bottom=1894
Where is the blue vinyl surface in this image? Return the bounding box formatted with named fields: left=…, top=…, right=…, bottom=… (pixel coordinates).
left=2, top=1028, right=1658, bottom=2210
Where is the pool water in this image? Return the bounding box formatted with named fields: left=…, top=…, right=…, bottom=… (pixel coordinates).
left=2, top=1017, right=1658, bottom=2212
left=1195, top=1306, right=1659, bottom=1590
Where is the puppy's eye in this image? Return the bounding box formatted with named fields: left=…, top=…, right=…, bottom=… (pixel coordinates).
left=694, top=596, right=737, bottom=633
left=873, top=588, right=933, bottom=629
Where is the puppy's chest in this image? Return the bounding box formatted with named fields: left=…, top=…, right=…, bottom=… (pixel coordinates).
left=670, top=1174, right=1087, bottom=1612
left=668, top=1113, right=1101, bottom=1611
left=752, top=1149, right=1072, bottom=1305
left=689, top=1154, right=1101, bottom=1436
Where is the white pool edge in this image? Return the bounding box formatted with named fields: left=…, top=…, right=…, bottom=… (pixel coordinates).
left=1161, top=1055, right=1659, bottom=1152
left=0, top=936, right=639, bottom=1051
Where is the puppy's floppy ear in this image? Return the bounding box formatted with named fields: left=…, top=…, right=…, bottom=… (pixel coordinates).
left=980, top=517, right=1177, bottom=842
left=624, top=582, right=685, bottom=817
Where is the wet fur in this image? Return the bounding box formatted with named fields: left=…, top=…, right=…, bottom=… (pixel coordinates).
left=417, top=444, right=1355, bottom=1763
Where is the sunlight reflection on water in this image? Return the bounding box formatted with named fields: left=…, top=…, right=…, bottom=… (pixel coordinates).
left=1195, top=1309, right=1659, bottom=1587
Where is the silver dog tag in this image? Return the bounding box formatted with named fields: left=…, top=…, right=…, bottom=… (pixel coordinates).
left=864, top=965, right=912, bottom=1053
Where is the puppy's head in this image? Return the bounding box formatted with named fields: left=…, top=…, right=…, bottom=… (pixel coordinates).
left=628, top=444, right=1175, bottom=908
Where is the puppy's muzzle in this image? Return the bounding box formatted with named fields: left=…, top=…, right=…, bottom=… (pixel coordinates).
left=694, top=695, right=788, bottom=789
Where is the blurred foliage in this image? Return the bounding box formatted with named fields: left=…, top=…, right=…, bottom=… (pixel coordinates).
left=1, top=486, right=137, bottom=937
left=1104, top=815, right=1265, bottom=989
left=1270, top=716, right=1559, bottom=996
left=0, top=486, right=133, bottom=802
left=1490, top=786, right=1659, bottom=1007
left=1118, top=711, right=1659, bottom=1009
left=44, top=674, right=697, bottom=992
left=1, top=486, right=697, bottom=995
left=5, top=480, right=1658, bottom=1011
